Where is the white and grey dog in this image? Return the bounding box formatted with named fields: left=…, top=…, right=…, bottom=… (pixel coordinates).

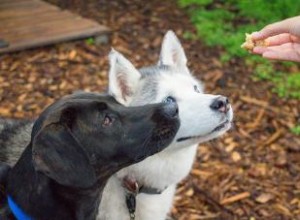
left=98, top=31, right=233, bottom=219
left=0, top=31, right=233, bottom=220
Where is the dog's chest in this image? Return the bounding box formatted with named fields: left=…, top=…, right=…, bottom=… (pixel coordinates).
left=117, top=144, right=198, bottom=189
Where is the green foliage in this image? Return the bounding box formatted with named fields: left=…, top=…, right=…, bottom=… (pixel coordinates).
left=179, top=0, right=300, bottom=99
left=179, top=0, right=300, bottom=59
left=253, top=68, right=300, bottom=99
left=253, top=63, right=274, bottom=81
left=182, top=31, right=197, bottom=40
left=85, top=37, right=95, bottom=45
left=274, top=74, right=300, bottom=99
left=290, top=125, right=300, bottom=136
left=178, top=0, right=212, bottom=7
left=238, top=1, right=300, bottom=22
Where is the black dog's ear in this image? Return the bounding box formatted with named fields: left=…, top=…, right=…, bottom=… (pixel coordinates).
left=32, top=123, right=97, bottom=188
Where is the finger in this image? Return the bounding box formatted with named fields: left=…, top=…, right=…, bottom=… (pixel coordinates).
left=253, top=38, right=300, bottom=54
left=264, top=43, right=300, bottom=54
left=265, top=33, right=300, bottom=46
left=251, top=31, right=266, bottom=40
left=266, top=34, right=291, bottom=46
left=261, top=44, right=300, bottom=62
left=263, top=50, right=300, bottom=62
left=252, top=46, right=269, bottom=54
left=252, top=16, right=300, bottom=40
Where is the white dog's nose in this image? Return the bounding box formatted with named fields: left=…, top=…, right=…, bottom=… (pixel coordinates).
left=210, top=96, right=230, bottom=113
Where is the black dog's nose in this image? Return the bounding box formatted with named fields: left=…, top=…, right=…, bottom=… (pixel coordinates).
left=210, top=96, right=230, bottom=113
left=162, top=102, right=178, bottom=119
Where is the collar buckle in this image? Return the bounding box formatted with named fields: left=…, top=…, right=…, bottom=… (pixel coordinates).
left=122, top=176, right=166, bottom=220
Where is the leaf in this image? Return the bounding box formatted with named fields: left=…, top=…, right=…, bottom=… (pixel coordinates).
left=255, top=193, right=274, bottom=204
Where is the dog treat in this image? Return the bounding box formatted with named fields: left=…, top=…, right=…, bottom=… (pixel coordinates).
left=241, top=33, right=268, bottom=51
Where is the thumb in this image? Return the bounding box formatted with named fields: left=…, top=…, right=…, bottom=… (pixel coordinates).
left=252, top=16, right=300, bottom=40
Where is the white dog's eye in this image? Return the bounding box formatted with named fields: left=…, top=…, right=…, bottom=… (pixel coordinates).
left=194, top=85, right=201, bottom=93
left=163, top=96, right=176, bottom=103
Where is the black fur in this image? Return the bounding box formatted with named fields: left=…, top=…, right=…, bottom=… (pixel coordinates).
left=0, top=92, right=179, bottom=220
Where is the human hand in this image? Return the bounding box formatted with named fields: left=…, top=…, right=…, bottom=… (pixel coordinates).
left=251, top=16, right=300, bottom=62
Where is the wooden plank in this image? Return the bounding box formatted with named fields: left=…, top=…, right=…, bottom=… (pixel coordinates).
left=0, top=0, right=35, bottom=3
left=0, top=0, right=42, bottom=10
left=6, top=25, right=109, bottom=45
left=0, top=27, right=106, bottom=53
left=2, top=12, right=77, bottom=30
left=0, top=8, right=58, bottom=20
left=0, top=0, right=50, bottom=11
left=0, top=0, right=34, bottom=5
left=0, top=3, right=59, bottom=19
left=0, top=0, right=111, bottom=54
left=2, top=10, right=76, bottom=27
left=3, top=19, right=101, bottom=39
left=1, top=22, right=110, bottom=52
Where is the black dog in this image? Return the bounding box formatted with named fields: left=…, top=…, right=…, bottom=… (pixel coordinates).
left=0, top=92, right=179, bottom=220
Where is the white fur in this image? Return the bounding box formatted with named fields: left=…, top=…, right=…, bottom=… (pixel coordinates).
left=108, top=48, right=141, bottom=105
left=158, top=30, right=187, bottom=69
left=98, top=31, right=233, bottom=220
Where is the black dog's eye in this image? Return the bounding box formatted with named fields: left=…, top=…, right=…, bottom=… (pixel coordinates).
left=102, top=115, right=113, bottom=127
left=163, top=96, right=176, bottom=103
left=194, top=85, right=201, bottom=93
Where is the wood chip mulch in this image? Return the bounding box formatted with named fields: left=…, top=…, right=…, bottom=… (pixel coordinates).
left=0, top=0, right=299, bottom=219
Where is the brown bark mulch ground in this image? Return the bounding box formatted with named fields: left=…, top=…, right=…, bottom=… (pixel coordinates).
left=0, top=0, right=300, bottom=219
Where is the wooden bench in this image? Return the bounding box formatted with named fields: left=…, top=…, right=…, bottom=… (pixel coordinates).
left=0, top=0, right=110, bottom=54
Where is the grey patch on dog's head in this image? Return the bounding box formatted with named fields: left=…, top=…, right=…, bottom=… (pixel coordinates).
left=130, top=64, right=175, bottom=105
left=127, top=65, right=167, bottom=105
left=139, top=77, right=158, bottom=103
left=139, top=64, right=170, bottom=77
left=0, top=125, right=4, bottom=135
left=0, top=119, right=33, bottom=165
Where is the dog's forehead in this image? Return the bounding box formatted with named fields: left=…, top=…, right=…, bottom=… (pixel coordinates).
left=45, top=93, right=122, bottom=115
left=140, top=66, right=198, bottom=88
left=32, top=93, right=120, bottom=136
left=64, top=92, right=116, bottom=103
left=43, top=93, right=111, bottom=113
left=139, top=65, right=170, bottom=77
left=135, top=65, right=203, bottom=104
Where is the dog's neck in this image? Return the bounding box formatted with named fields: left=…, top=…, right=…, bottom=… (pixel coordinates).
left=6, top=145, right=106, bottom=220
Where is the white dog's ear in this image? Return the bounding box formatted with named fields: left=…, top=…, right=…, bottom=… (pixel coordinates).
left=108, top=49, right=140, bottom=105
left=158, top=30, right=187, bottom=68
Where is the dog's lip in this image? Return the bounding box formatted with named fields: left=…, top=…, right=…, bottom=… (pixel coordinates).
left=135, top=125, right=178, bottom=161
left=211, top=119, right=230, bottom=132
left=150, top=124, right=179, bottom=146
left=177, top=120, right=231, bottom=142
left=152, top=126, right=178, bottom=143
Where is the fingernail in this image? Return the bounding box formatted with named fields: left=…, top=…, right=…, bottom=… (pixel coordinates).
left=251, top=31, right=261, bottom=39
left=252, top=46, right=264, bottom=54
left=252, top=47, right=260, bottom=54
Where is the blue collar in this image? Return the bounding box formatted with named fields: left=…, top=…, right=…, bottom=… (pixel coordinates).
left=7, top=195, right=33, bottom=220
